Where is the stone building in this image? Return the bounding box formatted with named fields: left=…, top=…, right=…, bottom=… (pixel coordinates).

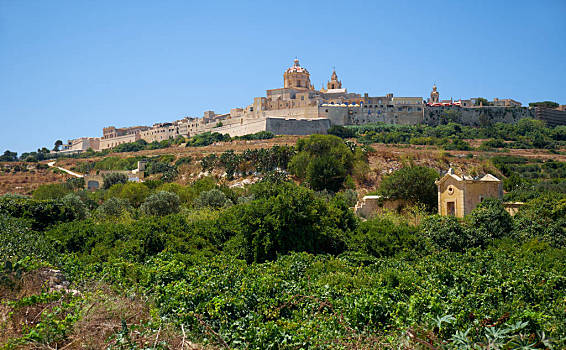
left=99, top=126, right=150, bottom=150
left=61, top=137, right=100, bottom=153
left=436, top=169, right=502, bottom=218
left=78, top=59, right=552, bottom=153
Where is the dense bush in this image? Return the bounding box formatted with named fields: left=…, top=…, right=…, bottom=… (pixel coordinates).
left=348, top=216, right=420, bottom=258
left=289, top=134, right=356, bottom=192
left=512, top=193, right=566, bottom=247
left=102, top=173, right=128, bottom=189
left=95, top=197, right=134, bottom=220
left=194, top=189, right=232, bottom=209
left=0, top=195, right=81, bottom=230
left=0, top=215, right=54, bottom=260
left=328, top=125, right=357, bottom=138
left=32, top=183, right=72, bottom=200
left=140, top=191, right=180, bottom=216
left=222, top=182, right=355, bottom=263
left=185, top=132, right=230, bottom=147
left=421, top=215, right=470, bottom=252
left=377, top=166, right=439, bottom=211
left=233, top=131, right=275, bottom=140
left=466, top=198, right=512, bottom=245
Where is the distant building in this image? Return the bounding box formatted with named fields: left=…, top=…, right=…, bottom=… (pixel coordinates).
left=66, top=59, right=557, bottom=153
left=436, top=168, right=502, bottom=218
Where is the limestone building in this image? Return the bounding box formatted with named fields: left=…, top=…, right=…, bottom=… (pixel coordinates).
left=436, top=169, right=502, bottom=218
left=64, top=58, right=557, bottom=153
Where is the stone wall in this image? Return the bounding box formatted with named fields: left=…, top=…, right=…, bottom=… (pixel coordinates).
left=535, top=108, right=566, bottom=127
left=266, top=117, right=330, bottom=135
left=210, top=118, right=267, bottom=137
left=424, top=106, right=535, bottom=127
left=319, top=105, right=424, bottom=126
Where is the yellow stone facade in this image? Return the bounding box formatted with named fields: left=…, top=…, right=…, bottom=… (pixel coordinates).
left=436, top=169, right=502, bottom=218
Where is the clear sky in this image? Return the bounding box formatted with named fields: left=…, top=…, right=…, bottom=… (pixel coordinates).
left=1, top=0, right=565, bottom=154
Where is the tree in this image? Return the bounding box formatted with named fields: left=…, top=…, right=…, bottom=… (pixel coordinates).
left=194, top=189, right=233, bottom=209
left=0, top=150, right=18, bottom=162
left=466, top=198, right=513, bottom=246
left=53, top=140, right=63, bottom=152
left=528, top=101, right=559, bottom=109
left=223, top=183, right=351, bottom=263
left=102, top=173, right=128, bottom=190
left=118, top=182, right=150, bottom=207
left=421, top=215, right=470, bottom=252
left=475, top=97, right=492, bottom=106
left=306, top=155, right=346, bottom=192
left=95, top=197, right=134, bottom=219
left=140, top=191, right=180, bottom=216
left=378, top=166, right=439, bottom=211
left=328, top=125, right=356, bottom=139
left=289, top=134, right=354, bottom=192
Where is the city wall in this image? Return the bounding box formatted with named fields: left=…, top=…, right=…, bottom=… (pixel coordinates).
left=423, top=106, right=535, bottom=126
left=266, top=117, right=330, bottom=135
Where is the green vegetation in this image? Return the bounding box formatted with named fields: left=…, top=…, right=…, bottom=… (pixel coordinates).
left=349, top=119, right=564, bottom=150
left=375, top=166, right=439, bottom=211
left=1, top=133, right=565, bottom=348
left=529, top=101, right=559, bottom=109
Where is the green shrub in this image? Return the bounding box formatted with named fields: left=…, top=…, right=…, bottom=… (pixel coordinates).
left=421, top=215, right=470, bottom=251
left=95, top=197, right=134, bottom=219
left=349, top=216, right=419, bottom=258
left=289, top=134, right=354, bottom=192
left=32, top=183, right=72, bottom=200
left=140, top=191, right=180, bottom=216
left=512, top=193, right=566, bottom=247
left=306, top=155, right=347, bottom=192
left=194, top=189, right=232, bottom=209
left=466, top=198, right=512, bottom=245
left=102, top=173, right=128, bottom=189
left=114, top=182, right=150, bottom=207
left=378, top=166, right=439, bottom=211
left=223, top=183, right=352, bottom=263
left=61, top=193, right=88, bottom=220
left=0, top=215, right=54, bottom=260
left=0, top=196, right=80, bottom=230
left=328, top=125, right=357, bottom=138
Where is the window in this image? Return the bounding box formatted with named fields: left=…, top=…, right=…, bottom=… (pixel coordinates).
left=301, top=96, right=304, bottom=100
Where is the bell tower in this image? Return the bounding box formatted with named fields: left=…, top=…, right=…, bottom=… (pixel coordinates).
left=429, top=84, right=440, bottom=103
left=326, top=69, right=342, bottom=90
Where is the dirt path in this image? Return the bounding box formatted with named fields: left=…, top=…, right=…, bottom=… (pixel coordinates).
left=47, top=161, right=84, bottom=178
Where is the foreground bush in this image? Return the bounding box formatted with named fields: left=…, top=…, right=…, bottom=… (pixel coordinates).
left=222, top=182, right=356, bottom=263
left=140, top=191, right=180, bottom=216
left=141, top=243, right=565, bottom=348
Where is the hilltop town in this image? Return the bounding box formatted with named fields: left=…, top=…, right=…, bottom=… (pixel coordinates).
left=59, top=58, right=566, bottom=154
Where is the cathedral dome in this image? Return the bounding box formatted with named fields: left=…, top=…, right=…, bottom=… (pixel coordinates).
left=283, top=58, right=313, bottom=90
left=285, top=58, right=309, bottom=74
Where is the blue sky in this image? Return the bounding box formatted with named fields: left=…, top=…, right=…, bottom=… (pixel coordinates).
left=1, top=0, right=565, bottom=154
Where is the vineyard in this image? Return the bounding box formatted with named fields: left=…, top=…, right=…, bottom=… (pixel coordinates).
left=1, top=122, right=565, bottom=349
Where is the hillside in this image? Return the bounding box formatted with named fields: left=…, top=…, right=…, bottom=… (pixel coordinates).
left=1, top=121, right=566, bottom=349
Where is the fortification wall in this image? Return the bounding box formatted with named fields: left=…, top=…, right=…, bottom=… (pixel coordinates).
left=266, top=117, right=330, bottom=135
left=423, top=106, right=535, bottom=126
left=209, top=118, right=268, bottom=137
left=262, top=106, right=320, bottom=119
left=535, top=108, right=566, bottom=127
left=320, top=106, right=424, bottom=126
